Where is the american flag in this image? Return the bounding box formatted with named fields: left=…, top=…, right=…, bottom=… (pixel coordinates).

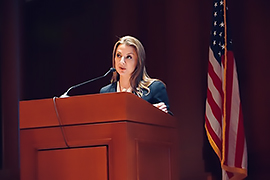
left=205, top=0, right=248, bottom=179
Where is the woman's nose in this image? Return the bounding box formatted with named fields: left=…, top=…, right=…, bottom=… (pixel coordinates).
left=120, top=56, right=125, bottom=64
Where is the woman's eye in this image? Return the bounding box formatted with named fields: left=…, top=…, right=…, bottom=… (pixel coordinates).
left=116, top=53, right=121, bottom=58
left=126, top=55, right=132, bottom=59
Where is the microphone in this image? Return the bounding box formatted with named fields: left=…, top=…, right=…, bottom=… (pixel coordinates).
left=60, top=67, right=116, bottom=98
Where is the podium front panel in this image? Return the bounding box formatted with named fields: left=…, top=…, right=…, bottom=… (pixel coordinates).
left=38, top=146, right=107, bottom=180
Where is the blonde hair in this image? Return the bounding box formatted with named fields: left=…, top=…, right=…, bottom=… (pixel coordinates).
left=111, top=36, right=155, bottom=96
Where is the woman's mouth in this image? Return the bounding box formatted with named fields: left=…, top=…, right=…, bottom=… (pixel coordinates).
left=119, top=67, right=126, bottom=71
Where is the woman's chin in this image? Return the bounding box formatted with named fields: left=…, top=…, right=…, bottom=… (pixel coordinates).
left=117, top=69, right=126, bottom=75
left=118, top=72, right=131, bottom=78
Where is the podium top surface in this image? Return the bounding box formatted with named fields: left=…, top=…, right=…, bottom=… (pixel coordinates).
left=20, top=92, right=177, bottom=129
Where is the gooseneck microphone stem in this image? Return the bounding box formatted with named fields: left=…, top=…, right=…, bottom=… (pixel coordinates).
left=60, top=67, right=115, bottom=98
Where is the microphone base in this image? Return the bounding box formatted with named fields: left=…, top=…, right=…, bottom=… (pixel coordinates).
left=59, top=94, right=70, bottom=98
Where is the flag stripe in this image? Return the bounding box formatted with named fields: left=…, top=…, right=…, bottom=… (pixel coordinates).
left=207, top=88, right=222, bottom=125
left=205, top=112, right=222, bottom=153
left=228, top=52, right=242, bottom=168
left=235, top=104, right=245, bottom=167
left=209, top=49, right=223, bottom=95
left=205, top=100, right=222, bottom=139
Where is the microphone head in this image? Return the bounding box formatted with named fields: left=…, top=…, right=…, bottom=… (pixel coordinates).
left=103, top=67, right=116, bottom=77
left=110, top=67, right=116, bottom=72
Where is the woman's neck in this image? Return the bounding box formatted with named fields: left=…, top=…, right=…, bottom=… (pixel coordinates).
left=119, top=77, right=131, bottom=89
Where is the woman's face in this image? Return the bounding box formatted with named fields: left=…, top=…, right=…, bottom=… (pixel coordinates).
left=114, top=44, right=138, bottom=79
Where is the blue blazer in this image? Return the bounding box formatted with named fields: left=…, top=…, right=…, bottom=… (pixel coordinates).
left=100, top=80, right=171, bottom=113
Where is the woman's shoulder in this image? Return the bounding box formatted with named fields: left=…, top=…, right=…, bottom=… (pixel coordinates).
left=100, top=82, right=117, bottom=93
left=148, top=79, right=166, bottom=89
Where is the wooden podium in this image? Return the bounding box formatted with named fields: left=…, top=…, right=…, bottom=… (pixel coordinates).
left=20, top=92, right=179, bottom=180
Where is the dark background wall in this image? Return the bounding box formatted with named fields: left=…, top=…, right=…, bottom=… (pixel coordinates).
left=1, top=0, right=270, bottom=179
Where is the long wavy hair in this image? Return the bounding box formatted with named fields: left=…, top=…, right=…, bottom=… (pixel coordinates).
left=111, top=36, right=156, bottom=96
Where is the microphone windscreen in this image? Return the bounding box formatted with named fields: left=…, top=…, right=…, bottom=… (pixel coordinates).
left=110, top=67, right=116, bottom=72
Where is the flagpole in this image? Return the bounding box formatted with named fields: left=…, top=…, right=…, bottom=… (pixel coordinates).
left=221, top=0, right=228, bottom=167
